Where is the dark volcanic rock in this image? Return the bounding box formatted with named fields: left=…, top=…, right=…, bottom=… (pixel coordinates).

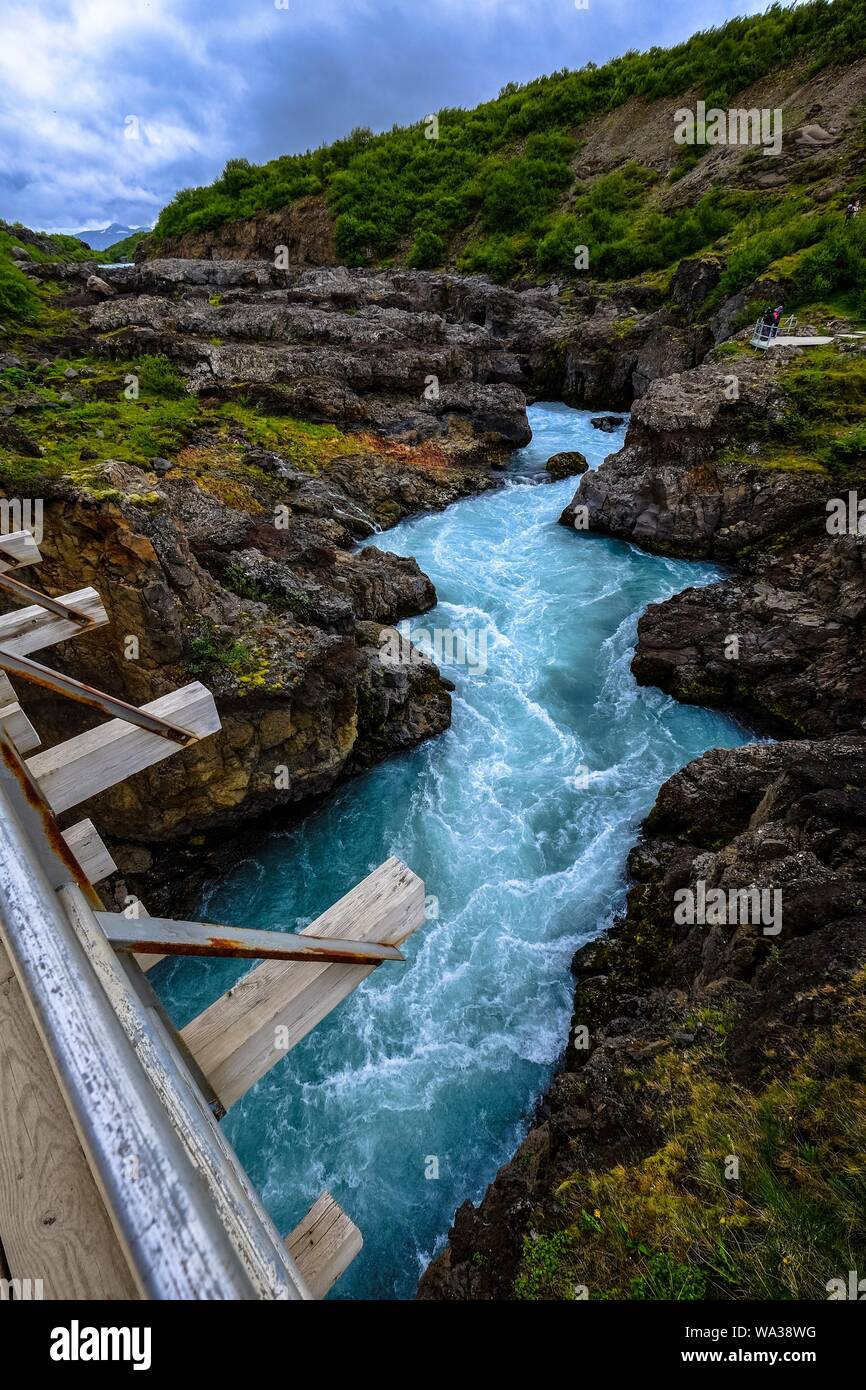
left=590, top=415, right=624, bottom=432
left=669, top=256, right=722, bottom=314
left=80, top=258, right=722, bottom=425
left=85, top=261, right=548, bottom=462
left=633, top=535, right=866, bottom=736
left=545, top=450, right=589, bottom=480
left=559, top=352, right=825, bottom=557
left=0, top=419, right=43, bottom=456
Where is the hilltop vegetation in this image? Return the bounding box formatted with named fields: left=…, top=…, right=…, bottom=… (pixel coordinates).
left=101, top=229, right=150, bottom=263
left=0, top=222, right=91, bottom=330
left=150, top=0, right=866, bottom=294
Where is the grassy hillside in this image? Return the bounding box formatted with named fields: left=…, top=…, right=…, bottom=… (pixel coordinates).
left=150, top=0, right=866, bottom=293
left=101, top=229, right=150, bottom=262
left=0, top=222, right=91, bottom=331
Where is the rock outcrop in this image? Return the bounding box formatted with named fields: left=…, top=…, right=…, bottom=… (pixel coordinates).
left=80, top=257, right=729, bottom=412
left=559, top=336, right=866, bottom=735
left=86, top=260, right=551, bottom=455
left=633, top=534, right=866, bottom=736
left=545, top=450, right=588, bottom=480
left=134, top=196, right=338, bottom=267
left=560, top=350, right=826, bottom=558
left=15, top=467, right=450, bottom=897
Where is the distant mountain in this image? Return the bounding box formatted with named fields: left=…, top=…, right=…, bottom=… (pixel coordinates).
left=71, top=222, right=146, bottom=251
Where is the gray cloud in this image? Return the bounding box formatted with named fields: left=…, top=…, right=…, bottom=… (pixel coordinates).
left=0, top=0, right=770, bottom=232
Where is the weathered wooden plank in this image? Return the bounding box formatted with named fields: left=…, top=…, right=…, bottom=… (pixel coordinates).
left=26, top=682, right=220, bottom=815
left=59, top=885, right=309, bottom=1299
left=285, top=1192, right=362, bottom=1299
left=98, top=912, right=406, bottom=964
left=0, top=530, right=41, bottom=572
left=182, top=857, right=425, bottom=1109
left=62, top=820, right=116, bottom=885
left=0, top=587, right=107, bottom=656
left=0, top=673, right=40, bottom=753
left=0, top=940, right=139, bottom=1300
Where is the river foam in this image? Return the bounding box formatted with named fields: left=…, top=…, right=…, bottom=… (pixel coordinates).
left=158, top=402, right=748, bottom=1298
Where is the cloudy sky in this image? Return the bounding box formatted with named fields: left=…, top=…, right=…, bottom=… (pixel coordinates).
left=0, top=0, right=772, bottom=233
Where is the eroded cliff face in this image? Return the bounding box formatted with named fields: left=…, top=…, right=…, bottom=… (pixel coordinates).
left=134, top=195, right=339, bottom=266
left=559, top=335, right=866, bottom=736
left=43, top=253, right=723, bottom=413
left=11, top=464, right=450, bottom=905
left=560, top=350, right=827, bottom=558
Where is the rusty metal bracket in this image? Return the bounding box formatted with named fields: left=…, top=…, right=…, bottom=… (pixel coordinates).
left=0, top=569, right=95, bottom=625
left=0, top=645, right=197, bottom=745
left=97, top=912, right=407, bottom=964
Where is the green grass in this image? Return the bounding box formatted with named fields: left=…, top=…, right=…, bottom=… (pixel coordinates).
left=0, top=352, right=368, bottom=499
left=0, top=224, right=95, bottom=331
left=100, top=229, right=149, bottom=262
left=775, top=346, right=866, bottom=480
left=512, top=976, right=866, bottom=1300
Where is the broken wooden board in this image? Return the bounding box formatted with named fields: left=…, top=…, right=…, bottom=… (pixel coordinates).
left=0, top=530, right=41, bottom=572
left=285, top=1192, right=362, bottom=1300
left=62, top=820, right=116, bottom=885
left=0, top=673, right=39, bottom=754
left=26, top=682, right=220, bottom=815
left=182, top=857, right=425, bottom=1110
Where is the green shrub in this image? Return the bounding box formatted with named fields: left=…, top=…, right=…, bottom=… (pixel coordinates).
left=0, top=255, right=40, bottom=325
left=407, top=228, right=446, bottom=269
left=793, top=215, right=866, bottom=311
left=136, top=354, right=188, bottom=399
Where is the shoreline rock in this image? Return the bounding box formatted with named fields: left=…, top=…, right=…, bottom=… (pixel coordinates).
left=419, top=735, right=866, bottom=1299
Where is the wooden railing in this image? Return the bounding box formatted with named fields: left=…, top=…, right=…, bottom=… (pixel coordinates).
left=0, top=528, right=427, bottom=1300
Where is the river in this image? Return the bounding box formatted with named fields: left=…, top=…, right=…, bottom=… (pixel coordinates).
left=158, top=401, right=748, bottom=1299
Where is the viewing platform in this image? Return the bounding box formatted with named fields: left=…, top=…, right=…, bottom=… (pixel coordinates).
left=749, top=313, right=864, bottom=350
left=0, top=529, right=426, bottom=1300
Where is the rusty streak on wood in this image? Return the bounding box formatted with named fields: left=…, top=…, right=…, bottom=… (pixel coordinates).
left=0, top=732, right=103, bottom=909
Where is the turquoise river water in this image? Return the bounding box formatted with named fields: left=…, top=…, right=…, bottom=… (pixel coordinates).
left=158, top=402, right=748, bottom=1299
